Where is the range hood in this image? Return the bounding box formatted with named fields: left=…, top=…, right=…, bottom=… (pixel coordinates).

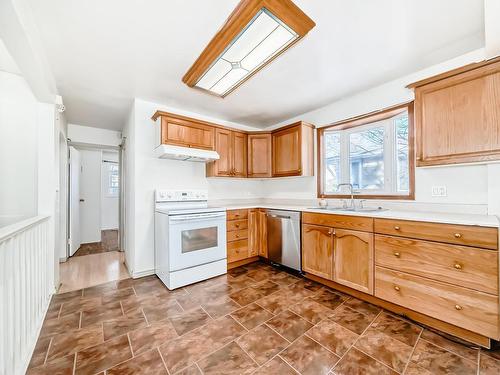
left=154, top=144, right=220, bottom=162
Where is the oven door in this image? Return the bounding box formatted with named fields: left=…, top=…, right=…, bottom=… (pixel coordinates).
left=168, top=211, right=226, bottom=271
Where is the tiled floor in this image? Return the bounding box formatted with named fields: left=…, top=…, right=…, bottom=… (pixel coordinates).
left=29, top=262, right=500, bottom=374
left=74, top=230, right=120, bottom=257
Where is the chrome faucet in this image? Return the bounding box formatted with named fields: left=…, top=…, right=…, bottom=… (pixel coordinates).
left=337, top=183, right=355, bottom=209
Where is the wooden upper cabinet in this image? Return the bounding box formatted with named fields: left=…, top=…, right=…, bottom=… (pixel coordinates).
left=232, top=131, right=248, bottom=177
left=333, top=229, right=374, bottom=294
left=207, top=130, right=247, bottom=177
left=213, top=128, right=232, bottom=176
left=153, top=112, right=215, bottom=150
left=302, top=224, right=334, bottom=280
left=272, top=122, right=314, bottom=177
left=248, top=134, right=272, bottom=178
left=409, top=57, right=500, bottom=166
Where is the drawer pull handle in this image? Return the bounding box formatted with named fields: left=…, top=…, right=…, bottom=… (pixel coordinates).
left=394, top=226, right=400, bottom=230
left=394, top=285, right=400, bottom=291
left=235, top=224, right=240, bottom=228
left=328, top=229, right=334, bottom=235
left=455, top=304, right=463, bottom=311
left=454, top=233, right=462, bottom=238
left=454, top=263, right=462, bottom=270
left=394, top=252, right=401, bottom=258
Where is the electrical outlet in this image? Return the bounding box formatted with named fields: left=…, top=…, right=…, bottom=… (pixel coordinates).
left=431, top=186, right=447, bottom=197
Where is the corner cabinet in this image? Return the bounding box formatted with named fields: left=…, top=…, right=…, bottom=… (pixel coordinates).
left=207, top=129, right=247, bottom=177
left=409, top=57, right=500, bottom=166
left=272, top=122, right=314, bottom=177
left=248, top=134, right=272, bottom=178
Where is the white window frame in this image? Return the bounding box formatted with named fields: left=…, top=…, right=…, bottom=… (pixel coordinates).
left=106, top=163, right=120, bottom=198
left=319, top=104, right=413, bottom=199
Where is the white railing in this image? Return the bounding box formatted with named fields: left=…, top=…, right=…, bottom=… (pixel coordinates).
left=0, top=215, right=53, bottom=375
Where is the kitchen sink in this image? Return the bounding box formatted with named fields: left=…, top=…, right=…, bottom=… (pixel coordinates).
left=308, top=206, right=387, bottom=213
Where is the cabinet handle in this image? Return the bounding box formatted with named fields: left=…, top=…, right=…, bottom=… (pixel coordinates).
left=394, top=252, right=401, bottom=258
left=328, top=229, right=334, bottom=235
left=235, top=224, right=240, bottom=228
left=394, top=226, right=400, bottom=231
left=455, top=304, right=463, bottom=311
left=394, top=285, right=400, bottom=291
left=453, top=263, right=462, bottom=270
left=454, top=233, right=462, bottom=238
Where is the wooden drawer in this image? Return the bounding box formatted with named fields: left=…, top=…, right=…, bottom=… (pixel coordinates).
left=375, top=235, right=498, bottom=294
left=227, top=219, right=248, bottom=232
left=227, top=209, right=248, bottom=221
left=375, top=266, right=499, bottom=338
left=227, top=229, right=248, bottom=242
left=227, top=239, right=249, bottom=263
left=374, top=218, right=498, bottom=250
left=302, top=212, right=373, bottom=232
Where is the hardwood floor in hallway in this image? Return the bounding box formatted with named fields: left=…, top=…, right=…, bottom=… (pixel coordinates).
left=73, top=229, right=120, bottom=257
left=59, top=251, right=130, bottom=293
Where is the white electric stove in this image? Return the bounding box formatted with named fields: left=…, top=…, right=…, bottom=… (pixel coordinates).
left=154, top=189, right=227, bottom=290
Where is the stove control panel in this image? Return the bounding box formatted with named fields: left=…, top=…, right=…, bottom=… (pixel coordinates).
left=155, top=189, right=208, bottom=202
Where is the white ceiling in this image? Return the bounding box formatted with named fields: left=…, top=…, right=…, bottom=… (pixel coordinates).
left=26, top=0, right=484, bottom=130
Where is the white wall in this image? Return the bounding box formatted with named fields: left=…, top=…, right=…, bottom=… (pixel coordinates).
left=262, top=48, right=492, bottom=214
left=79, top=149, right=102, bottom=243
left=68, top=123, right=122, bottom=147
left=0, top=70, right=38, bottom=225
left=101, top=151, right=119, bottom=230
left=124, top=99, right=263, bottom=276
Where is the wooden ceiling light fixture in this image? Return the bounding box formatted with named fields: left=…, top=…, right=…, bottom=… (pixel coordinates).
left=182, top=0, right=315, bottom=97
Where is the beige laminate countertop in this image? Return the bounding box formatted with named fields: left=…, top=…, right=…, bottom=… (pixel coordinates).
left=212, top=203, right=500, bottom=228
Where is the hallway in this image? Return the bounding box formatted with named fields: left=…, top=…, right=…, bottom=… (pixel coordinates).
left=59, top=251, right=129, bottom=293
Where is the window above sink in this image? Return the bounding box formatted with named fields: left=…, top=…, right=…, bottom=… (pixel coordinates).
left=318, top=102, right=415, bottom=200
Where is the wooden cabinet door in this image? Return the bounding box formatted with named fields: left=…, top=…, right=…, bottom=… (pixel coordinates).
left=162, top=116, right=214, bottom=150
left=333, top=229, right=374, bottom=294
left=248, top=134, right=272, bottom=177
left=272, top=125, right=301, bottom=176
left=213, top=128, right=232, bottom=176
left=415, top=59, right=500, bottom=166
left=248, top=209, right=259, bottom=257
left=258, top=210, right=268, bottom=258
left=302, top=224, right=334, bottom=280
left=232, top=131, right=247, bottom=177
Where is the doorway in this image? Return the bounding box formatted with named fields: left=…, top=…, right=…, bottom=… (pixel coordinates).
left=61, top=144, right=128, bottom=292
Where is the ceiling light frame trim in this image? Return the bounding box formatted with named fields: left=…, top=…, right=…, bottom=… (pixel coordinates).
left=182, top=0, right=315, bottom=97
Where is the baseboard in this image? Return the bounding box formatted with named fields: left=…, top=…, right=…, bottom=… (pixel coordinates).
left=20, top=290, right=53, bottom=374
left=132, top=268, right=155, bottom=279
left=59, top=257, right=67, bottom=263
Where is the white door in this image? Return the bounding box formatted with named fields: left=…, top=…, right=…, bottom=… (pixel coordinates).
left=69, top=146, right=81, bottom=256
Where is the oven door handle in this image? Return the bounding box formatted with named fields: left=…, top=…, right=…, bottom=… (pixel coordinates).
left=169, top=212, right=226, bottom=222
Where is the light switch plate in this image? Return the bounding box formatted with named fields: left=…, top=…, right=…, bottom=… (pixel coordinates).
left=431, top=186, right=447, bottom=197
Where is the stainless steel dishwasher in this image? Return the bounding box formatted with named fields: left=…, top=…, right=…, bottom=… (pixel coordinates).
left=266, top=209, right=301, bottom=272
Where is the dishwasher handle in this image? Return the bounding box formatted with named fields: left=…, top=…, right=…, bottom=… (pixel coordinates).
left=267, top=213, right=291, bottom=220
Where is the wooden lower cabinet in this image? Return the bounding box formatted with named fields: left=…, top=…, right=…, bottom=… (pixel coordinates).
left=301, top=212, right=500, bottom=346
left=334, top=229, right=374, bottom=294
left=302, top=224, right=334, bottom=279
left=248, top=209, right=259, bottom=257
left=258, top=209, right=268, bottom=258
left=375, top=266, right=499, bottom=338
left=227, top=209, right=264, bottom=269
